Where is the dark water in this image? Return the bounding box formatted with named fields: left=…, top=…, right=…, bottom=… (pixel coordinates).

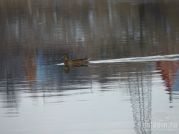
left=0, top=0, right=179, bottom=133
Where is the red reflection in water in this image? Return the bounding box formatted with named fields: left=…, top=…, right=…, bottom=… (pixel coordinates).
left=156, top=61, right=179, bottom=91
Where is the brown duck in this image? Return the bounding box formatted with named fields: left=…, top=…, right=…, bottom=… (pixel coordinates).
left=64, top=55, right=89, bottom=67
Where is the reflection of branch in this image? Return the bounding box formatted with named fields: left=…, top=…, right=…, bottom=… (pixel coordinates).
left=128, top=71, right=152, bottom=134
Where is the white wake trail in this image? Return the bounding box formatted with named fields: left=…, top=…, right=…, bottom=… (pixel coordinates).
left=56, top=54, right=179, bottom=66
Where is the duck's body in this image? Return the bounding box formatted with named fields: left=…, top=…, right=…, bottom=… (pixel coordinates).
left=64, top=55, right=89, bottom=67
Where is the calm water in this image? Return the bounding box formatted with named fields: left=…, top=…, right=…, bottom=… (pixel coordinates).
left=0, top=0, right=179, bottom=134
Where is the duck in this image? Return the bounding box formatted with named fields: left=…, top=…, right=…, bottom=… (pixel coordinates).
left=64, top=55, right=89, bottom=67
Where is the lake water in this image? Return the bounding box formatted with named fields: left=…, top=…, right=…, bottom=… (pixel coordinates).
left=0, top=0, right=179, bottom=134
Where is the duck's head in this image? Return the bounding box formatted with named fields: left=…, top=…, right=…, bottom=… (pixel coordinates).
left=64, top=54, right=70, bottom=66
left=64, top=54, right=69, bottom=61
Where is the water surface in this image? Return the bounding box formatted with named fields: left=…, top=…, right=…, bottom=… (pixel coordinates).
left=0, top=0, right=179, bottom=134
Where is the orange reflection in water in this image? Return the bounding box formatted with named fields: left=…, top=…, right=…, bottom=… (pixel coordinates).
left=24, top=51, right=36, bottom=87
